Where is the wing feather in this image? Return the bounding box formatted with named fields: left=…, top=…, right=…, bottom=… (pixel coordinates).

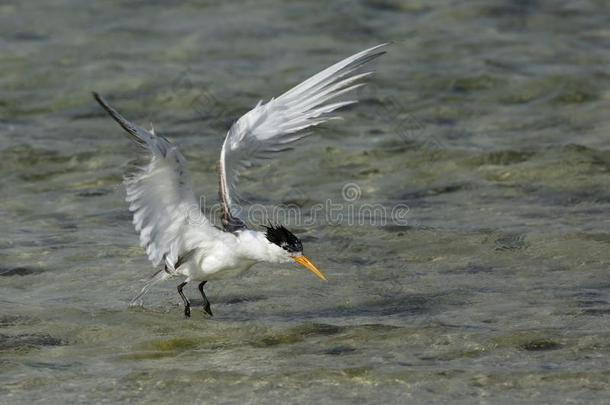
left=218, top=44, right=387, bottom=229
left=93, top=93, right=220, bottom=267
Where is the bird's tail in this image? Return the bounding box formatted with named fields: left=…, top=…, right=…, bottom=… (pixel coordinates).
left=129, top=268, right=172, bottom=307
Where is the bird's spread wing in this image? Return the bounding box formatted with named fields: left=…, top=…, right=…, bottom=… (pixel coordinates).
left=93, top=93, right=221, bottom=268
left=218, top=44, right=387, bottom=230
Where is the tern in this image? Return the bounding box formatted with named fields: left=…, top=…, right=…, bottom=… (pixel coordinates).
left=93, top=44, right=386, bottom=317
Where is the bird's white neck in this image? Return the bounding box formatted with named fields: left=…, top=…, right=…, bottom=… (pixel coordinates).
left=234, top=229, right=291, bottom=264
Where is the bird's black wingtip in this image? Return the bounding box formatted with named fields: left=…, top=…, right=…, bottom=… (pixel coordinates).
left=92, top=91, right=105, bottom=106
left=90, top=92, right=147, bottom=146
left=91, top=92, right=117, bottom=119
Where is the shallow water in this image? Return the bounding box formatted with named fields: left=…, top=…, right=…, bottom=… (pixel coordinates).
left=1, top=0, right=610, bottom=403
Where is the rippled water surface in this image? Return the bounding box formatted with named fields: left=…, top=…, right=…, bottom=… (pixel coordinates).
left=1, top=1, right=610, bottom=403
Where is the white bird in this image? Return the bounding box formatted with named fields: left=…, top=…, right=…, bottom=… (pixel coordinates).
left=93, top=44, right=386, bottom=317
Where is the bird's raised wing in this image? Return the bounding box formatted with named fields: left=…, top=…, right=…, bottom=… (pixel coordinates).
left=219, top=44, right=387, bottom=231
left=93, top=93, right=221, bottom=268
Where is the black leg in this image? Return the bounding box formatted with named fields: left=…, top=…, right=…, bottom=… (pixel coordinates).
left=198, top=281, right=213, bottom=317
left=177, top=281, right=191, bottom=318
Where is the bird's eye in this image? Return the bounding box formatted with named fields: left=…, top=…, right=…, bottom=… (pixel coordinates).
left=281, top=242, right=301, bottom=253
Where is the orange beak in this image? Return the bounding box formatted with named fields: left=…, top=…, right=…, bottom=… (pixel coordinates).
left=293, top=256, right=327, bottom=281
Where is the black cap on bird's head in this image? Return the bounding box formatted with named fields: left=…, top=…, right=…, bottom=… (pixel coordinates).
left=263, top=223, right=326, bottom=281
left=264, top=224, right=303, bottom=253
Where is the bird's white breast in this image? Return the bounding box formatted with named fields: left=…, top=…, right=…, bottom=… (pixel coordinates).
left=177, top=230, right=271, bottom=282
